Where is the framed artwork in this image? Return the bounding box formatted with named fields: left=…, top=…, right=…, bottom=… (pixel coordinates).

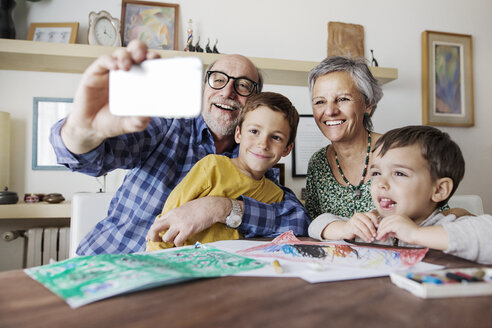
left=327, top=21, right=364, bottom=58
left=422, top=30, right=474, bottom=127
left=121, top=0, right=179, bottom=50
left=292, top=115, right=330, bottom=177
left=27, top=22, right=79, bottom=44
left=32, top=97, right=73, bottom=170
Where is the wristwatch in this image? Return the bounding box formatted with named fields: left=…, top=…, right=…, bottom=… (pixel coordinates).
left=225, top=199, right=243, bottom=229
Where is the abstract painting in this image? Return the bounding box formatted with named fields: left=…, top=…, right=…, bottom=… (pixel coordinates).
left=121, top=1, right=179, bottom=50
left=435, top=44, right=462, bottom=114
left=422, top=30, right=474, bottom=126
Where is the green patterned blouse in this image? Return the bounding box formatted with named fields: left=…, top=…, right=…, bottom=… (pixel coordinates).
left=305, top=145, right=375, bottom=219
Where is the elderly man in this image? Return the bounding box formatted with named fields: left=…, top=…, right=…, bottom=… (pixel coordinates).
left=50, top=40, right=309, bottom=255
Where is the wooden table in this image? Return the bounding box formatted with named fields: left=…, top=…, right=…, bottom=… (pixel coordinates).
left=0, top=249, right=490, bottom=328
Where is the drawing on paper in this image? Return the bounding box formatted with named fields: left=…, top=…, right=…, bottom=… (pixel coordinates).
left=25, top=245, right=264, bottom=308
left=237, top=231, right=428, bottom=270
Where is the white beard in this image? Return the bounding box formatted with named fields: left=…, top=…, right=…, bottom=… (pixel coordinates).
left=202, top=110, right=237, bottom=137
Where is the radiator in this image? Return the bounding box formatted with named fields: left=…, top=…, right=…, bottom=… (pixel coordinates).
left=25, top=227, right=70, bottom=268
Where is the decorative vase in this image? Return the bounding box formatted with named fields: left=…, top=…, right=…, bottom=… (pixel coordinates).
left=0, top=0, right=16, bottom=39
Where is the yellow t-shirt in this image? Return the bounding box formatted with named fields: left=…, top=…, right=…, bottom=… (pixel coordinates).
left=146, top=154, right=284, bottom=251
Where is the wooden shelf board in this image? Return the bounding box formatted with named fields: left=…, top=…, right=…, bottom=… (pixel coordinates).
left=0, top=39, right=397, bottom=86
left=0, top=202, right=71, bottom=219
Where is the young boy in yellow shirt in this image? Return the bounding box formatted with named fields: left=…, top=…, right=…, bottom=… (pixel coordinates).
left=147, top=92, right=299, bottom=251
left=309, top=125, right=492, bottom=264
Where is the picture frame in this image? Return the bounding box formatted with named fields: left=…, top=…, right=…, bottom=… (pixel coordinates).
left=121, top=0, right=179, bottom=50
left=32, top=97, right=73, bottom=170
left=422, top=30, right=474, bottom=127
left=27, top=22, right=79, bottom=44
left=292, top=115, right=330, bottom=177
left=327, top=21, right=364, bottom=58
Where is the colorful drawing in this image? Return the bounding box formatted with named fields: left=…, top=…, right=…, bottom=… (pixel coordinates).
left=434, top=43, right=462, bottom=115
left=25, top=245, right=264, bottom=308
left=238, top=231, right=428, bottom=271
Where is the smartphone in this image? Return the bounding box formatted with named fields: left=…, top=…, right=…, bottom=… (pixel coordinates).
left=109, top=57, right=203, bottom=118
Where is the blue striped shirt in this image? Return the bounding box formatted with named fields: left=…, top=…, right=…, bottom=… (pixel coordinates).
left=50, top=116, right=310, bottom=255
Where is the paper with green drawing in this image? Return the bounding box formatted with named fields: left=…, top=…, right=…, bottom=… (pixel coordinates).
left=24, top=244, right=265, bottom=308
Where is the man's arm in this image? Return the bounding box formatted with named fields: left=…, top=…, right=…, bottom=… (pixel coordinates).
left=146, top=187, right=310, bottom=245
left=51, top=116, right=172, bottom=176
left=145, top=164, right=311, bottom=244
left=60, top=40, right=159, bottom=155
left=239, top=186, right=310, bottom=238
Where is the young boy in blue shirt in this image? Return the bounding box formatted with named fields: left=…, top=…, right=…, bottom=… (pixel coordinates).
left=309, top=125, right=492, bottom=264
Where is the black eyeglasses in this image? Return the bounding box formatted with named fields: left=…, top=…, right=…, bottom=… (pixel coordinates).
left=206, top=71, right=258, bottom=97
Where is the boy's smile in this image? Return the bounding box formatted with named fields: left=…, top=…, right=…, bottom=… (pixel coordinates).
left=233, top=106, right=293, bottom=180
left=370, top=145, right=439, bottom=224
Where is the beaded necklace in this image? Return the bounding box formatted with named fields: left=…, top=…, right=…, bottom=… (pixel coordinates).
left=334, top=131, right=371, bottom=200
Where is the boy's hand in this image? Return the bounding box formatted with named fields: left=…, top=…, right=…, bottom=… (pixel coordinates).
left=343, top=212, right=380, bottom=242
left=376, top=215, right=419, bottom=243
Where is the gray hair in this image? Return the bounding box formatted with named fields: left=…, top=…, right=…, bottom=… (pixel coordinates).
left=205, top=60, right=263, bottom=93
left=308, top=56, right=383, bottom=131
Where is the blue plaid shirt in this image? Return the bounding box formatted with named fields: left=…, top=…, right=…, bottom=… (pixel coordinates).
left=50, top=116, right=310, bottom=255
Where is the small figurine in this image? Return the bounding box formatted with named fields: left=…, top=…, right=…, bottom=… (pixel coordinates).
left=213, top=39, right=219, bottom=54
left=370, top=49, right=379, bottom=67
left=205, top=38, right=213, bottom=53
left=194, top=36, right=203, bottom=52
left=184, top=19, right=193, bottom=52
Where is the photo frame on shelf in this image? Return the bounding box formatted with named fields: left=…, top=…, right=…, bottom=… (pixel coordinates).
left=422, top=30, right=474, bottom=127
left=292, top=115, right=330, bottom=177
left=327, top=21, right=364, bottom=58
left=27, top=22, right=79, bottom=44
left=121, top=0, right=179, bottom=50
left=32, top=97, right=73, bottom=170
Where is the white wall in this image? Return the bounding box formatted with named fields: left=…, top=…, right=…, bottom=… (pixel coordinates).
left=2, top=0, right=492, bottom=213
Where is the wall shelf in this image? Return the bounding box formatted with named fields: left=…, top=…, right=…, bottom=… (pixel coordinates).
left=0, top=202, right=71, bottom=219
left=0, top=39, right=398, bottom=86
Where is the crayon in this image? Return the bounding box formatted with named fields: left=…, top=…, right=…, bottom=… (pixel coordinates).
left=406, top=273, right=443, bottom=284
left=473, top=269, right=486, bottom=280
left=406, top=273, right=422, bottom=283
left=430, top=273, right=455, bottom=284
left=455, top=271, right=483, bottom=282
left=446, top=272, right=469, bottom=283
left=421, top=274, right=443, bottom=284
left=272, top=260, right=284, bottom=274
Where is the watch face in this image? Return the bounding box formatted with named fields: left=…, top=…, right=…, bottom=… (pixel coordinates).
left=95, top=18, right=117, bottom=46
left=227, top=215, right=242, bottom=229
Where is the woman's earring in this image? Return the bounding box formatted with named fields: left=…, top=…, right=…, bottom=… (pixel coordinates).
left=364, top=112, right=369, bottom=118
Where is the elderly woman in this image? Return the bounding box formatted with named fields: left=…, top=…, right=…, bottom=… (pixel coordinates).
left=305, top=56, right=383, bottom=220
